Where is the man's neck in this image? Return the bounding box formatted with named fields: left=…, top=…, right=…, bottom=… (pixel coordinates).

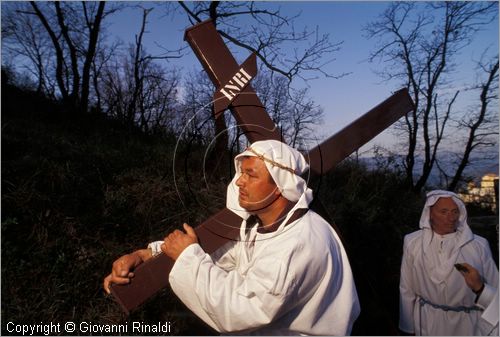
left=256, top=197, right=295, bottom=229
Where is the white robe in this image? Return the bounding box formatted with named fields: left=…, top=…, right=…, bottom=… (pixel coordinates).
left=475, top=284, right=499, bottom=336
left=399, top=191, right=499, bottom=336
left=165, top=193, right=360, bottom=335
left=399, top=230, right=498, bottom=335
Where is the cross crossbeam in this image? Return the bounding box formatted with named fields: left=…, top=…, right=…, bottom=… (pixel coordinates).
left=110, top=19, right=414, bottom=314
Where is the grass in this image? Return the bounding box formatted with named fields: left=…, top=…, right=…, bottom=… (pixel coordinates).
left=1, top=84, right=222, bottom=335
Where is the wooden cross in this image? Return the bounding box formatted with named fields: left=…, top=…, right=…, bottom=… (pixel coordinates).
left=110, top=19, right=414, bottom=314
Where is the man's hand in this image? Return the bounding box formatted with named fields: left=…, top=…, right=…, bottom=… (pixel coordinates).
left=457, top=262, right=483, bottom=292
left=161, top=223, right=198, bottom=260
left=103, top=248, right=152, bottom=294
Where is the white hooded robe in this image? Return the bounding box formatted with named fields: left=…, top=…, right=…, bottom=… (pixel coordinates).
left=152, top=140, right=360, bottom=335
left=399, top=190, right=498, bottom=336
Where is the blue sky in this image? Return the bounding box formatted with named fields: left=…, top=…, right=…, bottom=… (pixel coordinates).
left=101, top=2, right=500, bottom=153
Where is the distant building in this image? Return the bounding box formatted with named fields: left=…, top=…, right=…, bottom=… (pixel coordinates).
left=459, top=173, right=499, bottom=213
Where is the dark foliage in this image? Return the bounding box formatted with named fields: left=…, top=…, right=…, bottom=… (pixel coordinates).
left=314, top=162, right=423, bottom=335
left=1, top=79, right=220, bottom=335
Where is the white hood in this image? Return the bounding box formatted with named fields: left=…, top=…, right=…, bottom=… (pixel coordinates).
left=419, top=190, right=474, bottom=283
left=225, top=140, right=315, bottom=245
left=226, top=140, right=314, bottom=220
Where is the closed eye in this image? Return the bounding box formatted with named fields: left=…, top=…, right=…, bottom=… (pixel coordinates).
left=241, top=170, right=258, bottom=178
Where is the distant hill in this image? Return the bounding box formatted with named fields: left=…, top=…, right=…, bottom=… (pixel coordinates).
left=358, top=150, right=499, bottom=188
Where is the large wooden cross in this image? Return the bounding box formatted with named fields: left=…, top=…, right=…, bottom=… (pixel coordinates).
left=110, top=19, right=414, bottom=314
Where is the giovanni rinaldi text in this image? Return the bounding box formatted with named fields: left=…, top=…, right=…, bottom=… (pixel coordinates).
left=6, top=321, right=172, bottom=335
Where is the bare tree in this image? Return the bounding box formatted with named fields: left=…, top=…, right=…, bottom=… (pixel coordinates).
left=2, top=3, right=54, bottom=96
left=141, top=64, right=181, bottom=133
left=100, top=50, right=181, bottom=134
left=364, top=2, right=498, bottom=192
left=177, top=1, right=345, bottom=83
left=252, top=71, right=324, bottom=149
left=178, top=70, right=217, bottom=144
left=99, top=8, right=181, bottom=134
left=130, top=7, right=154, bottom=129
left=90, top=40, right=119, bottom=113
left=25, top=2, right=68, bottom=103
left=287, top=88, right=324, bottom=149
left=175, top=1, right=341, bottom=152
left=446, top=55, right=499, bottom=191
left=252, top=72, right=289, bottom=130
left=17, top=2, right=119, bottom=113
left=80, top=2, right=106, bottom=114
left=179, top=67, right=324, bottom=150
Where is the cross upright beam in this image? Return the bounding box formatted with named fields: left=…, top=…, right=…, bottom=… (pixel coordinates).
left=109, top=19, right=414, bottom=314
left=184, top=20, right=281, bottom=143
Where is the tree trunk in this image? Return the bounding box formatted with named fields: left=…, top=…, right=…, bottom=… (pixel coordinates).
left=81, top=2, right=105, bottom=115
left=55, top=2, right=80, bottom=111
left=448, top=61, right=499, bottom=191
left=30, top=2, right=69, bottom=104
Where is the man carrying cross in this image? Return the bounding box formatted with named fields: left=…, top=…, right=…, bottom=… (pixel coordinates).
left=104, top=139, right=360, bottom=335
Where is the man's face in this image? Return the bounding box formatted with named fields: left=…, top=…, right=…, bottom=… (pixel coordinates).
left=429, top=197, right=460, bottom=235
left=235, top=156, right=280, bottom=213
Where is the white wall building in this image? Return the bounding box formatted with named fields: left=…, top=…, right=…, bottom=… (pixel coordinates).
left=459, top=173, right=499, bottom=213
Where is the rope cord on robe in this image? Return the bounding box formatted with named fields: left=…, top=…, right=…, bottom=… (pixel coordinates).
left=418, top=296, right=484, bottom=335
left=418, top=296, right=483, bottom=313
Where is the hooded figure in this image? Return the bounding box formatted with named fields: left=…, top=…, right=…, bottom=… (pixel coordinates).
left=153, top=140, right=360, bottom=335
left=399, top=190, right=498, bottom=336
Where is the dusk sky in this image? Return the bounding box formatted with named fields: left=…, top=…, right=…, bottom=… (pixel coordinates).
left=18, top=1, right=498, bottom=154
left=107, top=2, right=498, bottom=154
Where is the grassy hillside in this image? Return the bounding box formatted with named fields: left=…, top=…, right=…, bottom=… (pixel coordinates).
left=1, top=83, right=223, bottom=335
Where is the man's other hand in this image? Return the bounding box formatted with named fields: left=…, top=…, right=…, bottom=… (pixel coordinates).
left=457, top=262, right=483, bottom=293
left=161, top=223, right=198, bottom=260
left=103, top=249, right=152, bottom=294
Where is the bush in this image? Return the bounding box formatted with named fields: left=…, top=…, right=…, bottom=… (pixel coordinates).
left=316, top=159, right=424, bottom=335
